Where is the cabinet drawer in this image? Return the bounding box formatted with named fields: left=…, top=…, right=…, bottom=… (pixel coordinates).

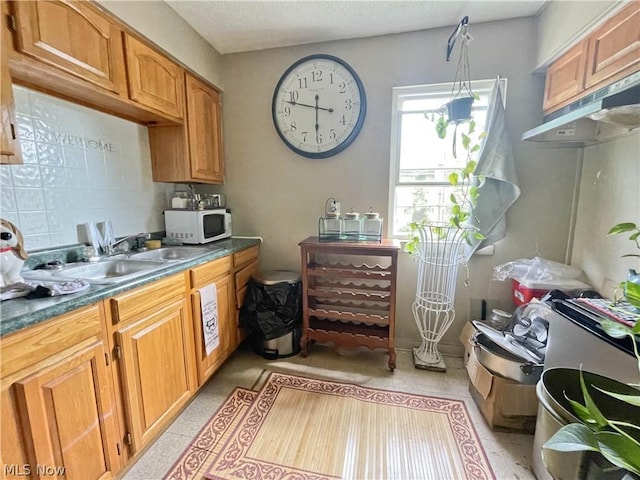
left=190, top=256, right=232, bottom=289
left=235, top=260, right=259, bottom=308
left=110, top=274, right=186, bottom=324
left=1, top=304, right=103, bottom=379
left=233, top=245, right=260, bottom=269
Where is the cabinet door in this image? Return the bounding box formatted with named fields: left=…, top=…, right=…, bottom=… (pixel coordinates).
left=115, top=297, right=195, bottom=452
left=543, top=41, right=587, bottom=113
left=186, top=74, right=224, bottom=183
left=124, top=34, right=184, bottom=120
left=12, top=340, right=121, bottom=480
left=192, top=273, right=236, bottom=384
left=584, top=2, right=640, bottom=90
left=11, top=0, right=126, bottom=96
left=1, top=20, right=20, bottom=163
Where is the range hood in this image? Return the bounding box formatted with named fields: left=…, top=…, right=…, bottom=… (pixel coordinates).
left=522, top=71, right=640, bottom=147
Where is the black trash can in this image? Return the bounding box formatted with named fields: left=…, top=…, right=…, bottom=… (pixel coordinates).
left=239, top=270, right=302, bottom=359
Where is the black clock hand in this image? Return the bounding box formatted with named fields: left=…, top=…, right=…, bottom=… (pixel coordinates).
left=284, top=100, right=333, bottom=113
left=315, top=95, right=319, bottom=134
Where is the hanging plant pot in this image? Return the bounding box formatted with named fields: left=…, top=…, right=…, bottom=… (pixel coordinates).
left=446, top=96, right=474, bottom=123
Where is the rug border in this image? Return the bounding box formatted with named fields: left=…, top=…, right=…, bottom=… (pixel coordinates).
left=204, top=371, right=496, bottom=480
left=162, top=386, right=257, bottom=480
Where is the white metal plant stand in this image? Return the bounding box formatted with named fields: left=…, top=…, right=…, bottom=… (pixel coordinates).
left=412, top=224, right=468, bottom=372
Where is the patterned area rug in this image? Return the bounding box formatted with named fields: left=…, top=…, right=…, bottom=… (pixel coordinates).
left=167, top=372, right=495, bottom=480
left=163, top=387, right=257, bottom=480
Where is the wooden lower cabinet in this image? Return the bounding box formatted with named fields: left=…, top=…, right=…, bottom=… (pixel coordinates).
left=109, top=274, right=196, bottom=454
left=0, top=246, right=260, bottom=477
left=0, top=304, right=122, bottom=480
left=191, top=262, right=236, bottom=384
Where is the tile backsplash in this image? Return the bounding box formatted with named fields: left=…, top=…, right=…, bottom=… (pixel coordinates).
left=1, top=86, right=173, bottom=251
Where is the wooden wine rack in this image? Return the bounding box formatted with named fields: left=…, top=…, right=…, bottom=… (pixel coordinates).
left=298, top=236, right=401, bottom=371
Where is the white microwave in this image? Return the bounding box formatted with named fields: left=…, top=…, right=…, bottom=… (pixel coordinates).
left=164, top=209, right=232, bottom=244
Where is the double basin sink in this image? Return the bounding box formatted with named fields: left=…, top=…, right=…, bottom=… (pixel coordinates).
left=22, top=247, right=211, bottom=285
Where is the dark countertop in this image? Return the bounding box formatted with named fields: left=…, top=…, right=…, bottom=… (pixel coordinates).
left=0, top=238, right=261, bottom=338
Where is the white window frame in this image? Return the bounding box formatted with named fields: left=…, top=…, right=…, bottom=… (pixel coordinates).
left=387, top=78, right=507, bottom=239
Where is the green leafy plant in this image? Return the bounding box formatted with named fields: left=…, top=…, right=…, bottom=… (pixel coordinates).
left=543, top=223, right=640, bottom=475
left=608, top=222, right=640, bottom=259
left=543, top=319, right=640, bottom=476
left=404, top=118, right=486, bottom=255
left=608, top=222, right=640, bottom=310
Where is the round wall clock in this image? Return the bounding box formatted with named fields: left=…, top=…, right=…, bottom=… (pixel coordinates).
left=272, top=54, right=367, bottom=159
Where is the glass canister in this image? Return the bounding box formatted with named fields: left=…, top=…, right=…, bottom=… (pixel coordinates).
left=343, top=208, right=361, bottom=238
left=319, top=216, right=342, bottom=239
left=361, top=208, right=383, bottom=241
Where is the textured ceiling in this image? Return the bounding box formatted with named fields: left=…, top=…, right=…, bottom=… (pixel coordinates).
left=165, top=1, right=547, bottom=55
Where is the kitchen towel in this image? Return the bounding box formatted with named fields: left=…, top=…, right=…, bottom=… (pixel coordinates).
left=465, top=77, right=521, bottom=258
left=199, top=283, right=220, bottom=356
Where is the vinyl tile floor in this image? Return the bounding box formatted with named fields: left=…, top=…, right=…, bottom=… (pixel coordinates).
left=121, top=343, right=537, bottom=480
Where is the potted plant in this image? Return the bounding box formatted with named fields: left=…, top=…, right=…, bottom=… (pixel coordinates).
left=405, top=118, right=486, bottom=254
left=444, top=16, right=476, bottom=124
left=608, top=222, right=640, bottom=311
left=542, top=319, right=640, bottom=477
left=542, top=222, right=640, bottom=477
left=403, top=116, right=486, bottom=371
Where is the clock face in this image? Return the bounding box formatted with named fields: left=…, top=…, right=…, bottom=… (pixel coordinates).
left=272, top=54, right=366, bottom=159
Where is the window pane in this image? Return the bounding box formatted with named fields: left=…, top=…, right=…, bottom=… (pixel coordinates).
left=398, top=112, right=466, bottom=183
left=393, top=184, right=467, bottom=235
left=389, top=79, right=505, bottom=237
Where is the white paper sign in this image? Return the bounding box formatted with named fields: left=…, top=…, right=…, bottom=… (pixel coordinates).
left=199, top=283, right=219, bottom=356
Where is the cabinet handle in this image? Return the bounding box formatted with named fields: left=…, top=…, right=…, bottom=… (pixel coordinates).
left=10, top=123, right=16, bottom=140
left=104, top=352, right=110, bottom=366
left=8, top=14, right=17, bottom=33
left=114, top=345, right=122, bottom=359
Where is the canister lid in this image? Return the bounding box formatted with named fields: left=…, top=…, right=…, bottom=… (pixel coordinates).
left=252, top=270, right=301, bottom=285
left=365, top=207, right=379, bottom=219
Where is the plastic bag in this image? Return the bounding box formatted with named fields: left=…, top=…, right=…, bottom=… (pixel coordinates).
left=493, top=257, right=583, bottom=283
left=239, top=279, right=301, bottom=340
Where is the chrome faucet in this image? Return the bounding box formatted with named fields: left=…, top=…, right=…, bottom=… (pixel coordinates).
left=105, top=233, right=147, bottom=256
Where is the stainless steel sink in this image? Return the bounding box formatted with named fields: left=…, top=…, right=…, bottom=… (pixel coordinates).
left=58, top=260, right=166, bottom=284
left=22, top=259, right=167, bottom=285
left=127, top=246, right=208, bottom=262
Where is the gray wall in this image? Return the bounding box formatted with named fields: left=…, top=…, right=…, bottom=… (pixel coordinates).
left=97, top=0, right=225, bottom=88
left=571, top=133, right=640, bottom=297
left=211, top=18, right=582, bottom=351
left=24, top=1, right=636, bottom=354
left=535, top=1, right=622, bottom=70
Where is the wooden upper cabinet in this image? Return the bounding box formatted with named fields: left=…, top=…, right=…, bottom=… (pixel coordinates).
left=11, top=0, right=127, bottom=96
left=1, top=4, right=21, bottom=164
left=186, top=74, right=224, bottom=183
left=584, top=1, right=640, bottom=90
left=544, top=2, right=640, bottom=114
left=149, top=73, right=224, bottom=184
left=124, top=34, right=185, bottom=120
left=543, top=41, right=587, bottom=113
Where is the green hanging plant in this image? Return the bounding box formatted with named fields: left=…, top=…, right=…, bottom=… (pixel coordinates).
left=405, top=118, right=486, bottom=255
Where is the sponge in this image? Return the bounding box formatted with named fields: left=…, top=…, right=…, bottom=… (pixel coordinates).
left=144, top=240, right=161, bottom=250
